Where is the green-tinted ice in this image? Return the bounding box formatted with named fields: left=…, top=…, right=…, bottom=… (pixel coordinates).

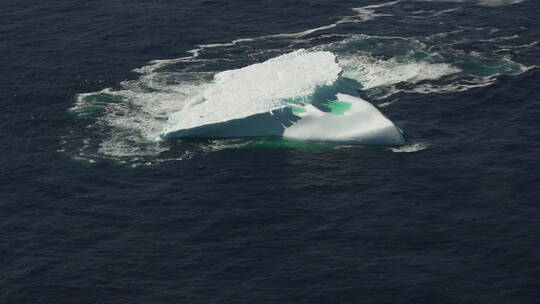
left=325, top=101, right=352, bottom=115
left=291, top=107, right=307, bottom=115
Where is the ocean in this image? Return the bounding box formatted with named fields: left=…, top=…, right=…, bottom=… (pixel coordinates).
left=2, top=0, right=540, bottom=303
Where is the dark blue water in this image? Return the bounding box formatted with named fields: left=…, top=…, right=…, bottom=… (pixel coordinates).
left=2, top=0, right=540, bottom=303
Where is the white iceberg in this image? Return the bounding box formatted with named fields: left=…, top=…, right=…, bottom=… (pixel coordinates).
left=161, top=50, right=404, bottom=145
left=283, top=94, right=404, bottom=145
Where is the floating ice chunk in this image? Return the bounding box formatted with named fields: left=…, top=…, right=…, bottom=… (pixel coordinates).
left=163, top=93, right=404, bottom=145
left=283, top=94, right=404, bottom=145
left=161, top=49, right=342, bottom=137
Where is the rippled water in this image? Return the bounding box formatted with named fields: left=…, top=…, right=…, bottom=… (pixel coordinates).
left=2, top=0, right=540, bottom=303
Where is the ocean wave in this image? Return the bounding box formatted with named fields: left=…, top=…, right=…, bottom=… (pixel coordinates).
left=162, top=49, right=341, bottom=138
left=390, top=143, right=429, bottom=153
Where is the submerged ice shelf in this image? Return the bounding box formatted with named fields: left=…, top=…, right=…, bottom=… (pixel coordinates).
left=161, top=50, right=404, bottom=145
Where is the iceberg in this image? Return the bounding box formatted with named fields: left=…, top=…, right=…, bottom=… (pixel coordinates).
left=161, top=50, right=404, bottom=145
left=283, top=94, right=404, bottom=145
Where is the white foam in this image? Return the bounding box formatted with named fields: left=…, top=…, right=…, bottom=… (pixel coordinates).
left=131, top=0, right=400, bottom=76
left=409, top=76, right=495, bottom=94
left=391, top=143, right=428, bottom=152
left=160, top=51, right=404, bottom=145
left=420, top=0, right=529, bottom=7
left=162, top=49, right=341, bottom=137
left=69, top=69, right=212, bottom=160
left=339, top=56, right=461, bottom=90
left=477, top=0, right=528, bottom=6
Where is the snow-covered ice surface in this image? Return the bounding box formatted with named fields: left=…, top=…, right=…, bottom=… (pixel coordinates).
left=161, top=50, right=403, bottom=145
left=161, top=50, right=342, bottom=138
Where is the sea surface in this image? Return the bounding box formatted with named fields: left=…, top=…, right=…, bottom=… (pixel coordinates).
left=2, top=0, right=540, bottom=303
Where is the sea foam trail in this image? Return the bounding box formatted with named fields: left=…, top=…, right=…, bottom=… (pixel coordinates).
left=477, top=0, right=528, bottom=6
